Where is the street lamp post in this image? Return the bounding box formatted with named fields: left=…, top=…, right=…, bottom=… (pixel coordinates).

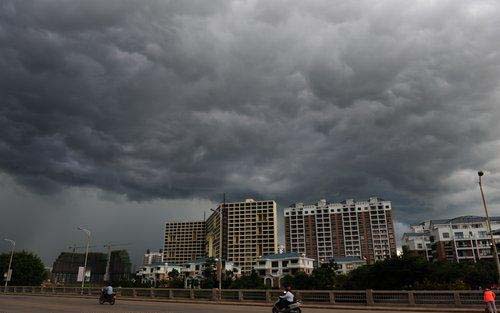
left=3, top=238, right=15, bottom=293
left=218, top=194, right=224, bottom=291
left=478, top=171, right=500, bottom=285
left=77, top=227, right=91, bottom=294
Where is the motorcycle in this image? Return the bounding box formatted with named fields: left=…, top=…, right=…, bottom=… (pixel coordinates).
left=272, top=299, right=302, bottom=313
left=99, top=291, right=116, bottom=305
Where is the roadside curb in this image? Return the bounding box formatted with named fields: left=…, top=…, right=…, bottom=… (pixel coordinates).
left=0, top=293, right=484, bottom=312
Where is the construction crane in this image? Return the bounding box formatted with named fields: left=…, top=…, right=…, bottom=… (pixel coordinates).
left=68, top=245, right=98, bottom=253
left=103, top=243, right=132, bottom=282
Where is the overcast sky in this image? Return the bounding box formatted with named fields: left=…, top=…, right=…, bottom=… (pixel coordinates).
left=1, top=0, right=500, bottom=267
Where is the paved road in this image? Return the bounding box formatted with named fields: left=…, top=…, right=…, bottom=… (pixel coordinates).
left=0, top=295, right=443, bottom=313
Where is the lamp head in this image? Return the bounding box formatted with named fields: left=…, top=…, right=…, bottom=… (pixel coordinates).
left=3, top=238, right=15, bottom=246
left=478, top=171, right=484, bottom=177
left=77, top=226, right=91, bottom=236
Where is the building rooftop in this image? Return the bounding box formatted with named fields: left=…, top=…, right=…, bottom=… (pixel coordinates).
left=289, top=197, right=388, bottom=208
left=429, top=215, right=500, bottom=225
left=403, top=232, right=428, bottom=237
left=259, top=252, right=308, bottom=260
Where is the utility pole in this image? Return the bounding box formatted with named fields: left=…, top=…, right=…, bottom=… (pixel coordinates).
left=217, top=193, right=225, bottom=291
left=3, top=239, right=15, bottom=293
left=478, top=171, right=500, bottom=285
left=210, top=193, right=225, bottom=291
left=104, top=244, right=112, bottom=283
left=77, top=227, right=91, bottom=294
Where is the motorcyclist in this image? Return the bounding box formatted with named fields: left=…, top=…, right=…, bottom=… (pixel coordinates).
left=103, top=284, right=114, bottom=300
left=277, top=284, right=294, bottom=310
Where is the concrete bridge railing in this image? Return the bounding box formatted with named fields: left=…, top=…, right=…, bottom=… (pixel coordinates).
left=1, top=286, right=491, bottom=307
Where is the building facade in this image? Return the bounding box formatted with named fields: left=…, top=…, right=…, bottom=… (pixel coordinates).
left=404, top=216, right=500, bottom=262
left=181, top=258, right=241, bottom=288
left=284, top=197, right=397, bottom=264
left=164, top=221, right=206, bottom=264
left=402, top=226, right=432, bottom=260
left=143, top=249, right=163, bottom=266
left=254, top=252, right=314, bottom=288
left=136, top=262, right=182, bottom=285
left=51, top=250, right=131, bottom=284
left=206, top=199, right=279, bottom=273
left=330, top=256, right=367, bottom=275
left=205, top=210, right=222, bottom=259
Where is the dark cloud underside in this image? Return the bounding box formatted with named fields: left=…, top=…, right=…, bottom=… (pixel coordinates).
left=1, top=0, right=500, bottom=263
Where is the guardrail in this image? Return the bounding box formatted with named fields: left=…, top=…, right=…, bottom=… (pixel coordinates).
left=1, top=287, right=493, bottom=307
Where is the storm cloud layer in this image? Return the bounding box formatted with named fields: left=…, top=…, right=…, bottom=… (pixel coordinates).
left=1, top=0, right=500, bottom=263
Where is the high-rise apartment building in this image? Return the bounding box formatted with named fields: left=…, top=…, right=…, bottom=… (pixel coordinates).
left=284, top=197, right=397, bottom=264
left=205, top=209, right=222, bottom=259
left=52, top=250, right=131, bottom=284
left=163, top=221, right=205, bottom=264
left=142, top=249, right=163, bottom=266
left=206, top=199, right=279, bottom=273
left=403, top=216, right=500, bottom=262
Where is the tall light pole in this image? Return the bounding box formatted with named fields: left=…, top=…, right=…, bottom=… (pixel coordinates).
left=210, top=202, right=223, bottom=291
left=77, top=227, right=91, bottom=294
left=211, top=194, right=225, bottom=291
left=219, top=194, right=225, bottom=291
left=478, top=171, right=500, bottom=285
left=3, top=238, right=15, bottom=293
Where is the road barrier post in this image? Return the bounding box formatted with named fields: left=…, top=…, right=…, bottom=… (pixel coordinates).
left=408, top=291, right=416, bottom=306
left=329, top=291, right=335, bottom=304
left=453, top=292, right=462, bottom=307
left=366, top=289, right=374, bottom=306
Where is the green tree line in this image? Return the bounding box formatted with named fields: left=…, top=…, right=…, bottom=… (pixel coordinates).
left=218, top=254, right=497, bottom=290
left=3, top=251, right=498, bottom=290
left=0, top=251, right=47, bottom=286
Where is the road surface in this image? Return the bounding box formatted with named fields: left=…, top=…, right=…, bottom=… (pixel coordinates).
left=0, top=295, right=451, bottom=313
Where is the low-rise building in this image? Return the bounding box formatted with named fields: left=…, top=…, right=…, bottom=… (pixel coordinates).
left=402, top=231, right=432, bottom=260
left=136, top=262, right=182, bottom=285
left=330, top=256, right=366, bottom=275
left=254, top=252, right=314, bottom=288
left=181, top=258, right=241, bottom=288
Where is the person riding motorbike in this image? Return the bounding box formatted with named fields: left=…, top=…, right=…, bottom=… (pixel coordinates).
left=102, top=284, right=114, bottom=300
left=277, top=284, right=295, bottom=310
left=99, top=284, right=116, bottom=305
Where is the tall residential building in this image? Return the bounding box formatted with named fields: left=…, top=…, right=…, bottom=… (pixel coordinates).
left=163, top=221, right=205, bottom=264
left=206, top=199, right=279, bottom=273
left=205, top=210, right=222, bottom=259
left=284, top=197, right=397, bottom=264
left=52, top=250, right=131, bottom=284
left=404, top=216, right=500, bottom=262
left=143, top=249, right=163, bottom=266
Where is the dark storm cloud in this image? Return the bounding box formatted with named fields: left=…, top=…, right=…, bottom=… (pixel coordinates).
left=1, top=0, right=500, bottom=227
